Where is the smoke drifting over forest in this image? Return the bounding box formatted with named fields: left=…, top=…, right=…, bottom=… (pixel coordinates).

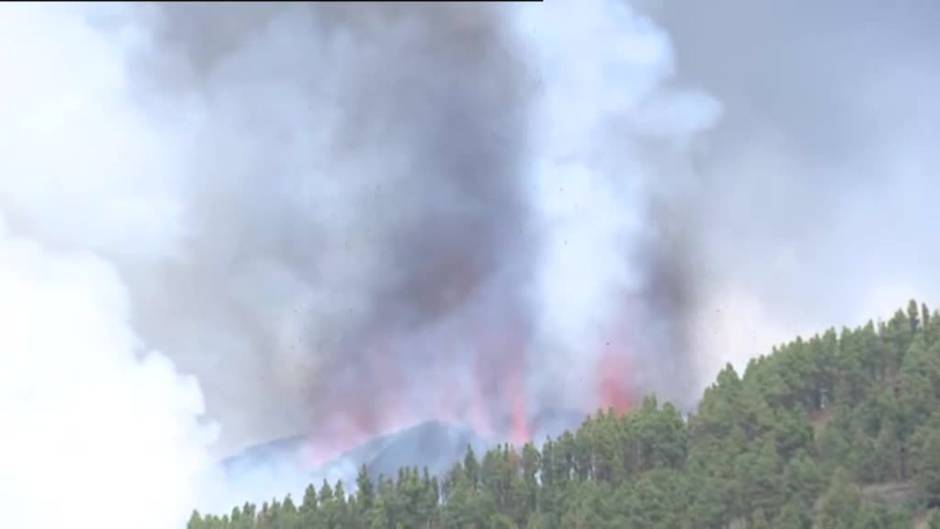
left=2, top=1, right=940, bottom=527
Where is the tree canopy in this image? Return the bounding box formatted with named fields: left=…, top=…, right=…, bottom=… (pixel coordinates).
left=191, top=301, right=940, bottom=529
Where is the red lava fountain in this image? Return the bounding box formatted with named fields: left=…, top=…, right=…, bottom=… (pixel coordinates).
left=508, top=365, right=531, bottom=445
left=300, top=303, right=643, bottom=464
left=597, top=343, right=634, bottom=414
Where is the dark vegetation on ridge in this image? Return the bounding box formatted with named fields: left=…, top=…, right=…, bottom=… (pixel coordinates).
left=190, top=301, right=940, bottom=529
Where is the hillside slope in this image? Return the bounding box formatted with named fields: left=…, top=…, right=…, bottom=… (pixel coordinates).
left=192, top=301, right=940, bottom=529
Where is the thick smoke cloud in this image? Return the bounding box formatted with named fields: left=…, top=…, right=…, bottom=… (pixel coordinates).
left=6, top=0, right=939, bottom=523
left=518, top=0, right=719, bottom=413
left=0, top=6, right=220, bottom=527
left=0, top=219, right=216, bottom=529
left=2, top=0, right=716, bottom=504
left=107, top=0, right=717, bottom=461
left=4, top=3, right=719, bottom=516
left=119, top=2, right=539, bottom=456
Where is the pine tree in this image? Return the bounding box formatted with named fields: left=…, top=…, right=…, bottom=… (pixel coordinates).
left=913, top=425, right=940, bottom=506
left=464, top=445, right=480, bottom=490
left=772, top=500, right=809, bottom=529
left=816, top=468, right=861, bottom=529
left=188, top=510, right=204, bottom=529
left=357, top=464, right=375, bottom=512
left=189, top=302, right=940, bottom=529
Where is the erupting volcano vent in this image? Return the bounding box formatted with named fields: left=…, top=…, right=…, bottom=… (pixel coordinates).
left=0, top=2, right=723, bottom=516
left=111, top=1, right=718, bottom=458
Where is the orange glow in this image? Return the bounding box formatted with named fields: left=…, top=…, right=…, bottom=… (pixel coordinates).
left=597, top=340, right=634, bottom=414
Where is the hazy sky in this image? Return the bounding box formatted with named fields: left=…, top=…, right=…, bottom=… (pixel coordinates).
left=2, top=1, right=939, bottom=526
left=641, top=0, right=940, bottom=379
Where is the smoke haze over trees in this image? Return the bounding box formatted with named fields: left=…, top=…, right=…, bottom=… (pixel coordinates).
left=191, top=301, right=940, bottom=529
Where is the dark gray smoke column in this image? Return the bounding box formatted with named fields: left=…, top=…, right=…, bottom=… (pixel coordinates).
left=124, top=3, right=538, bottom=455
left=98, top=0, right=724, bottom=461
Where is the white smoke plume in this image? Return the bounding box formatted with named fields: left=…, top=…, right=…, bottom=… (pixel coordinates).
left=0, top=5, right=219, bottom=527
left=515, top=0, right=719, bottom=413
left=0, top=1, right=717, bottom=519
left=0, top=219, right=217, bottom=528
